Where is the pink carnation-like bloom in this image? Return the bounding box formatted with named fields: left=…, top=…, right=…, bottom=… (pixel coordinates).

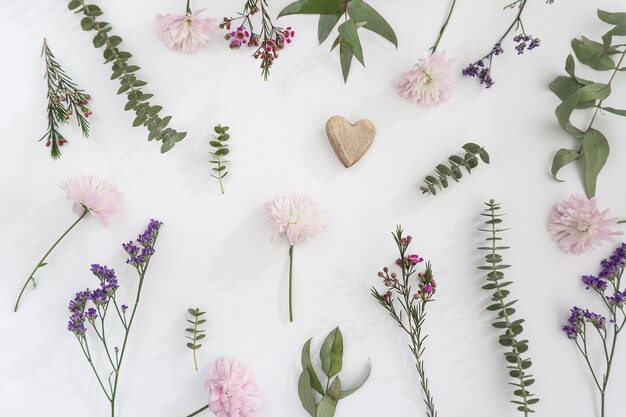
left=206, top=358, right=261, bottom=417
left=549, top=193, right=622, bottom=255
left=397, top=51, right=455, bottom=106
left=156, top=9, right=217, bottom=53
left=265, top=193, right=324, bottom=246
left=61, top=176, right=122, bottom=227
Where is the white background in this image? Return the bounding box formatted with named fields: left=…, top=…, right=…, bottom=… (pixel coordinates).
left=1, top=0, right=626, bottom=416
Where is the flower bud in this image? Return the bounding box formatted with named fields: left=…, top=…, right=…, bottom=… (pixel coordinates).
left=378, top=271, right=384, bottom=278
left=390, top=272, right=397, bottom=279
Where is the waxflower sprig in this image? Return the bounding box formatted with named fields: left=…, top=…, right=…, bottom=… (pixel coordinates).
left=265, top=193, right=324, bottom=322
left=479, top=200, right=539, bottom=416
left=219, top=0, right=295, bottom=80
left=40, top=39, right=92, bottom=159
left=297, top=328, right=371, bottom=417
left=420, top=143, right=490, bottom=196
left=209, top=124, right=230, bottom=194
left=278, top=0, right=397, bottom=82
left=68, top=0, right=187, bottom=153
left=185, top=307, right=207, bottom=371
left=462, top=0, right=552, bottom=88
left=371, top=226, right=438, bottom=417
left=186, top=357, right=261, bottom=417
left=548, top=9, right=626, bottom=198
left=156, top=0, right=218, bottom=53
left=68, top=219, right=162, bottom=417
left=562, top=243, right=626, bottom=417
left=14, top=176, right=121, bottom=312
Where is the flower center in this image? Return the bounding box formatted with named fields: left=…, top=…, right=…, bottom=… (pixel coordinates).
left=576, top=221, right=591, bottom=232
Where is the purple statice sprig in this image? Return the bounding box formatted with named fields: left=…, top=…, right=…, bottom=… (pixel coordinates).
left=562, top=243, right=626, bottom=417
left=66, top=219, right=162, bottom=417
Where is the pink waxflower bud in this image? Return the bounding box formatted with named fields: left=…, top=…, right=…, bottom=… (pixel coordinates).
left=383, top=267, right=388, bottom=273
left=413, top=293, right=420, bottom=299
left=384, top=279, right=391, bottom=287
left=423, top=284, right=433, bottom=293
left=407, top=254, right=424, bottom=265
left=390, top=272, right=397, bottom=279
left=378, top=271, right=384, bottom=278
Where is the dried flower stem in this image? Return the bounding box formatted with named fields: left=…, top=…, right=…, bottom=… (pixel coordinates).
left=430, top=0, right=457, bottom=53
left=14, top=207, right=89, bottom=312
left=289, top=245, right=294, bottom=322
left=186, top=405, right=209, bottom=417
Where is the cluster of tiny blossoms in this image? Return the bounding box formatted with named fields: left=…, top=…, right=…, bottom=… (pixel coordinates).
left=122, top=219, right=163, bottom=267
left=46, top=94, right=92, bottom=148
left=563, top=243, right=626, bottom=340
left=462, top=33, right=540, bottom=88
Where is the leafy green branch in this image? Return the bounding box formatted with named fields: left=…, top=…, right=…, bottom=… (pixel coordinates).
left=549, top=9, right=626, bottom=197
left=420, top=143, right=490, bottom=196
left=68, top=0, right=187, bottom=153
left=478, top=200, right=539, bottom=416
left=209, top=125, right=230, bottom=194
left=298, top=328, right=371, bottom=417
left=185, top=308, right=206, bottom=371
left=278, top=0, right=397, bottom=82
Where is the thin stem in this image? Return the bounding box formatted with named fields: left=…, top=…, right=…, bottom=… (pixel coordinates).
left=617, top=220, right=626, bottom=224
left=498, top=0, right=527, bottom=45
left=79, top=336, right=113, bottom=402
left=288, top=245, right=294, bottom=323
left=186, top=404, right=209, bottom=417
left=14, top=208, right=89, bottom=312
left=192, top=314, right=199, bottom=371
left=430, top=0, right=457, bottom=53
left=185, top=0, right=191, bottom=14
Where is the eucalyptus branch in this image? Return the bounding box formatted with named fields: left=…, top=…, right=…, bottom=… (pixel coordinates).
left=185, top=308, right=207, bottom=371
left=209, top=125, right=230, bottom=194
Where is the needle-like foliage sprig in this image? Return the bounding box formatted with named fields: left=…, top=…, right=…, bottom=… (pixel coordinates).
left=41, top=39, right=92, bottom=159
left=478, top=200, right=539, bottom=416
left=68, top=0, right=187, bottom=153
left=185, top=308, right=207, bottom=372
left=209, top=124, right=230, bottom=194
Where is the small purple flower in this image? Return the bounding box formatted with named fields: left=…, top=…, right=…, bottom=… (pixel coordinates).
left=491, top=43, right=504, bottom=56
left=606, top=290, right=626, bottom=306
left=407, top=254, right=424, bottom=265
left=121, top=304, right=128, bottom=313
left=478, top=69, right=494, bottom=88
left=528, top=38, right=541, bottom=50
left=68, top=312, right=87, bottom=336
left=124, top=219, right=162, bottom=267
left=563, top=324, right=579, bottom=339
left=86, top=307, right=98, bottom=321
left=582, top=275, right=608, bottom=291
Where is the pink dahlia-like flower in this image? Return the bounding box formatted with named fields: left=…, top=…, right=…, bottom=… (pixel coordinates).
left=265, top=193, right=324, bottom=246
left=156, top=9, right=217, bottom=53
left=549, top=193, right=622, bottom=255
left=397, top=51, right=455, bottom=106
left=206, top=358, right=261, bottom=417
left=61, top=176, right=121, bottom=226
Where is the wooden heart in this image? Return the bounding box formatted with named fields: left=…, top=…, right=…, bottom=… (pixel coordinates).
left=325, top=116, right=376, bottom=168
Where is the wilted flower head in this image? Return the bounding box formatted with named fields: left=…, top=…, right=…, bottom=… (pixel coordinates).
left=206, top=358, right=261, bottom=417
left=156, top=9, right=217, bottom=53
left=61, top=176, right=122, bottom=227
left=265, top=193, right=324, bottom=246
left=398, top=51, right=455, bottom=106
left=549, top=194, right=622, bottom=255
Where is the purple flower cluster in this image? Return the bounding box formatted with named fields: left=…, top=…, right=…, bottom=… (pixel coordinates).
left=582, top=275, right=608, bottom=292
left=462, top=59, right=495, bottom=88
left=563, top=306, right=606, bottom=339
left=607, top=290, right=626, bottom=306
left=90, top=264, right=119, bottom=305
left=513, top=34, right=540, bottom=55
left=123, top=219, right=162, bottom=267
left=599, top=243, right=626, bottom=280
left=68, top=290, right=91, bottom=336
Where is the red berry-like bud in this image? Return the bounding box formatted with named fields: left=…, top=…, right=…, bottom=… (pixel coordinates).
left=45, top=140, right=51, bottom=147
left=383, top=267, right=388, bottom=273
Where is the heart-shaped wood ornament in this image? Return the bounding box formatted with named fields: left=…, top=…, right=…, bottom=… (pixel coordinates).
left=325, top=116, right=376, bottom=168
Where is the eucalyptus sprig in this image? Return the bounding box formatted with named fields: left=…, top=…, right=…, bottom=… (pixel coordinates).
left=420, top=143, right=490, bottom=196
left=68, top=0, right=187, bottom=153
left=278, top=0, right=397, bottom=82
left=298, top=327, right=371, bottom=417
left=185, top=308, right=207, bottom=372
left=549, top=9, right=626, bottom=198
left=478, top=200, right=539, bottom=416
left=209, top=125, right=230, bottom=194
left=41, top=38, right=92, bottom=159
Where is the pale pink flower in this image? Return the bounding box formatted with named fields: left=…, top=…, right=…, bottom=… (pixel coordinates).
left=156, top=9, right=217, bottom=53
left=265, top=193, right=324, bottom=246
left=397, top=51, right=455, bottom=106
left=205, top=358, right=261, bottom=417
left=61, top=176, right=121, bottom=227
left=549, top=193, right=622, bottom=255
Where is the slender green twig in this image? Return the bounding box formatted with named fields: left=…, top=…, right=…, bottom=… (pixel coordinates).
left=430, top=0, right=457, bottom=53
left=185, top=308, right=207, bottom=371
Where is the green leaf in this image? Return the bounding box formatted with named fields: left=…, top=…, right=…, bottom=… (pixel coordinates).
left=327, top=377, right=342, bottom=400
left=297, top=370, right=317, bottom=417
left=215, top=148, right=230, bottom=156
left=550, top=148, right=581, bottom=181
left=93, top=34, right=106, bottom=48
left=317, top=395, right=338, bottom=417
left=602, top=107, right=626, bottom=116
left=320, top=327, right=343, bottom=378
left=81, top=17, right=95, bottom=30
left=318, top=13, right=342, bottom=44
left=83, top=4, right=103, bottom=16
left=161, top=140, right=175, bottom=153
left=301, top=339, right=325, bottom=395
left=549, top=76, right=585, bottom=102
left=339, top=361, right=371, bottom=398
left=346, top=0, right=398, bottom=47
left=597, top=9, right=626, bottom=27
left=555, top=83, right=610, bottom=139
left=571, top=37, right=616, bottom=71
left=68, top=0, right=81, bottom=10
left=582, top=128, right=609, bottom=197
left=478, top=149, right=490, bottom=164
left=170, top=132, right=187, bottom=142
left=339, top=41, right=354, bottom=82
left=338, top=19, right=364, bottom=66
left=279, top=0, right=344, bottom=17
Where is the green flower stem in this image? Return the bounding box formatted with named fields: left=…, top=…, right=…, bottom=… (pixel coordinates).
left=186, top=404, right=209, bottom=417
left=618, top=220, right=626, bottom=224
left=499, top=0, right=527, bottom=44
left=14, top=207, right=89, bottom=312
left=289, top=245, right=294, bottom=323
left=185, top=0, right=191, bottom=14
left=192, top=316, right=199, bottom=371
left=430, top=0, right=457, bottom=53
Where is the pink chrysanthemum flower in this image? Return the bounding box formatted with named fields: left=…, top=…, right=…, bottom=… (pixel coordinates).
left=549, top=193, right=623, bottom=255
left=61, top=176, right=122, bottom=226
left=397, top=51, right=455, bottom=106
left=206, top=358, right=261, bottom=417
left=264, top=193, right=324, bottom=246
left=156, top=9, right=217, bottom=53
